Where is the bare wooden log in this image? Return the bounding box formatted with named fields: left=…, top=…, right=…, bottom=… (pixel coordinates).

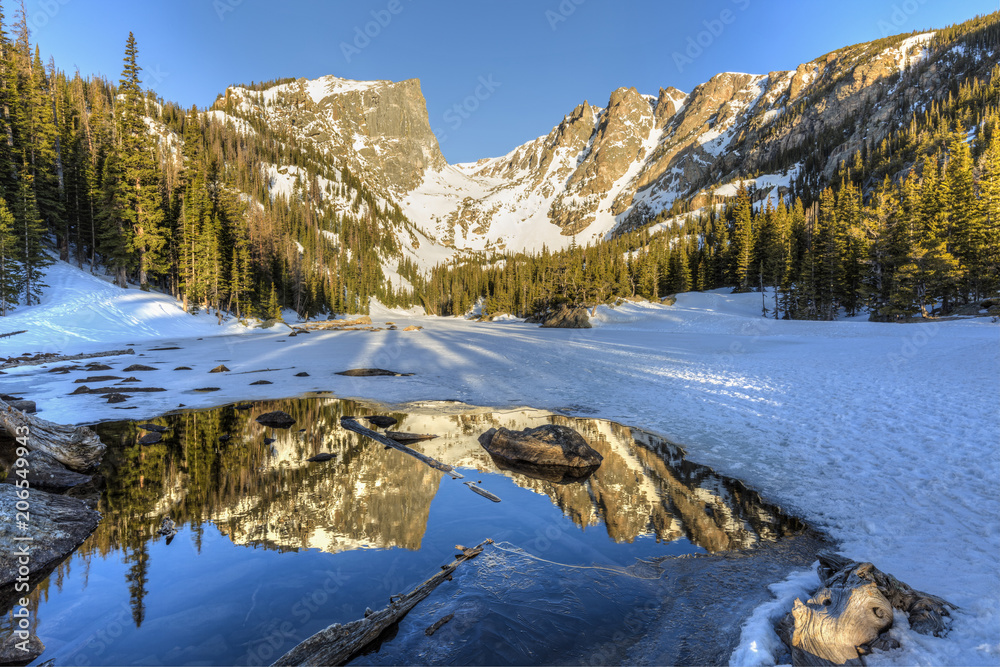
left=341, top=416, right=463, bottom=479
left=0, top=330, right=27, bottom=339
left=780, top=553, right=958, bottom=665
left=272, top=539, right=492, bottom=666
left=0, top=399, right=106, bottom=472
left=0, top=348, right=134, bottom=370
left=464, top=481, right=501, bottom=503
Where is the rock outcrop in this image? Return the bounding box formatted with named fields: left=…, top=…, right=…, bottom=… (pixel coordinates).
left=539, top=306, right=592, bottom=329
left=478, top=425, right=603, bottom=474
left=0, top=486, right=101, bottom=587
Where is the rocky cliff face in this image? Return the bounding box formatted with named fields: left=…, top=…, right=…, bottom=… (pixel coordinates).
left=216, top=75, right=446, bottom=193
left=212, top=28, right=997, bottom=258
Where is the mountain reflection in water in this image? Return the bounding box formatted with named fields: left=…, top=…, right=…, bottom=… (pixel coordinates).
left=6, top=397, right=814, bottom=666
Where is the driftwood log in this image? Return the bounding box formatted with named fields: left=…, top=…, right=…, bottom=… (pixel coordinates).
left=0, top=399, right=106, bottom=472
left=272, top=539, right=492, bottom=666
left=0, top=348, right=134, bottom=370
left=780, top=552, right=957, bottom=666
left=340, top=417, right=463, bottom=479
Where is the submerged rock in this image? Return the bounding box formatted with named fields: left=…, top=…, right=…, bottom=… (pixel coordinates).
left=478, top=424, right=603, bottom=472
left=138, top=432, right=162, bottom=445
left=137, top=423, right=168, bottom=433
left=365, top=415, right=398, bottom=429
left=256, top=411, right=296, bottom=429
left=0, top=486, right=101, bottom=588
left=307, top=453, right=335, bottom=463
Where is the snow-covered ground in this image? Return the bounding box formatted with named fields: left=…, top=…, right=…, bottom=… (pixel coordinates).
left=3, top=262, right=998, bottom=666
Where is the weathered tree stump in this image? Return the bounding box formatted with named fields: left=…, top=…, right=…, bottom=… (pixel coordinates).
left=780, top=552, right=957, bottom=665
left=0, top=399, right=106, bottom=472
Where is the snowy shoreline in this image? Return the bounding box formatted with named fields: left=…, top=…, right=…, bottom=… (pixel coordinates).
left=2, top=262, right=999, bottom=666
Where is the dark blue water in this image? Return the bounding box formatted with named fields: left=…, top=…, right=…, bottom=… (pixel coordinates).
left=4, top=398, right=809, bottom=666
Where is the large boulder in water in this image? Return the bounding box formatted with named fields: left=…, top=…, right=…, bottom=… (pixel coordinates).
left=256, top=411, right=296, bottom=429
left=478, top=425, right=603, bottom=475
left=0, top=486, right=101, bottom=587
left=539, top=305, right=592, bottom=329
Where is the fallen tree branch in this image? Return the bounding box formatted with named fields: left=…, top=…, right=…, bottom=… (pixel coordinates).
left=340, top=416, right=463, bottom=479
left=0, top=348, right=134, bottom=370
left=0, top=330, right=27, bottom=339
left=0, top=399, right=106, bottom=472
left=272, top=539, right=492, bottom=666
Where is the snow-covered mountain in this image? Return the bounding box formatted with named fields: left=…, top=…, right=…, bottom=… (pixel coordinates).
left=206, top=28, right=996, bottom=258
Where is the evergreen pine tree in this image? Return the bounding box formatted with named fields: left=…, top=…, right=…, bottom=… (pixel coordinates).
left=0, top=196, right=19, bottom=314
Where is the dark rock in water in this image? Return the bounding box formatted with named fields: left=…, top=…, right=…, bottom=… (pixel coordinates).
left=122, top=364, right=157, bottom=372
left=174, top=366, right=192, bottom=371
left=138, top=432, right=162, bottom=445
left=106, top=393, right=129, bottom=404
left=263, top=437, right=276, bottom=445
left=1, top=450, right=93, bottom=493
left=218, top=434, right=231, bottom=442
left=148, top=346, right=182, bottom=351
left=234, top=403, right=253, bottom=410
left=250, top=379, right=272, bottom=385
left=118, top=376, right=141, bottom=383
left=74, top=375, right=122, bottom=383
left=365, top=415, right=398, bottom=429
left=539, top=305, right=592, bottom=329
left=256, top=411, right=296, bottom=429
left=209, top=364, right=230, bottom=373
left=0, top=631, right=45, bottom=664
left=336, top=368, right=414, bottom=377
left=294, top=372, right=310, bottom=377
left=307, top=453, right=335, bottom=462
left=478, top=424, right=603, bottom=472
left=6, top=399, right=34, bottom=413
left=85, top=363, right=112, bottom=371
left=157, top=516, right=177, bottom=540
left=137, top=423, right=168, bottom=433
left=70, top=385, right=91, bottom=395
left=0, top=486, right=101, bottom=587
left=193, top=387, right=220, bottom=392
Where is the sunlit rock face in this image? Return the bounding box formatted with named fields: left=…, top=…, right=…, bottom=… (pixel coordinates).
left=206, top=32, right=985, bottom=255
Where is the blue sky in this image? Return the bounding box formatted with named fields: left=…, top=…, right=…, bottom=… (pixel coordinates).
left=26, top=0, right=996, bottom=163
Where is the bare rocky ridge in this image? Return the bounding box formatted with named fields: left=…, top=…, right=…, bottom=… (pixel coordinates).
left=210, top=30, right=996, bottom=257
